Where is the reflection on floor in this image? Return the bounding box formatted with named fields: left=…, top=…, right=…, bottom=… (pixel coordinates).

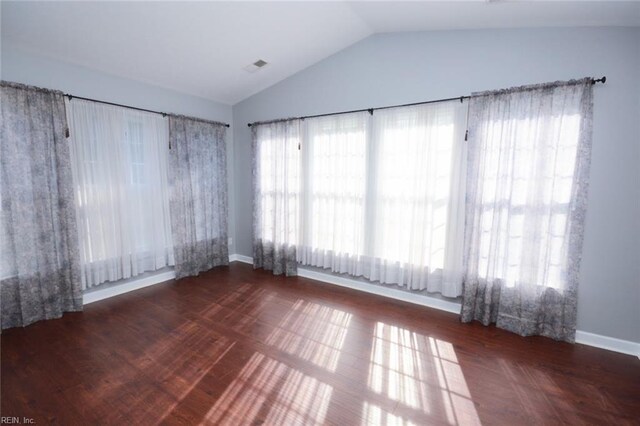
left=265, top=300, right=353, bottom=372
left=367, top=323, right=480, bottom=425
left=206, top=352, right=334, bottom=425
left=2, top=263, right=638, bottom=425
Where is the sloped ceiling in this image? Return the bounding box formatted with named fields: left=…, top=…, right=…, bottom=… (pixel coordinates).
left=2, top=1, right=639, bottom=105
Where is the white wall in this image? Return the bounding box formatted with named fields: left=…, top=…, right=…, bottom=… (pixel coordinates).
left=1, top=43, right=237, bottom=254
left=233, top=27, right=640, bottom=343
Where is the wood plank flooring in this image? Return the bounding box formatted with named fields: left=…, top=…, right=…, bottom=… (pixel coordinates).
left=2, top=263, right=639, bottom=425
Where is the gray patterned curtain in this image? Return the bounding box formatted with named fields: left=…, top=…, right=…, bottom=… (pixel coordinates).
left=168, top=115, right=229, bottom=279
left=0, top=81, right=83, bottom=330
left=252, top=120, right=301, bottom=276
left=461, top=79, right=594, bottom=342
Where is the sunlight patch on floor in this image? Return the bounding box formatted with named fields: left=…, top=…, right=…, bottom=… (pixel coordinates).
left=367, top=322, right=481, bottom=425
left=205, top=352, right=334, bottom=425
left=265, top=299, right=352, bottom=372
left=361, top=401, right=418, bottom=426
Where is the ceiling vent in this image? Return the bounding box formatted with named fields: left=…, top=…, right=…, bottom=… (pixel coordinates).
left=243, top=59, right=268, bottom=73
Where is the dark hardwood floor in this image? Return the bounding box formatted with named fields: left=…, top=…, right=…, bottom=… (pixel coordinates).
left=2, top=263, right=639, bottom=425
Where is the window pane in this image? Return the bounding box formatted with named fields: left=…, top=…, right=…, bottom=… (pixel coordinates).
left=306, top=113, right=368, bottom=256
left=67, top=99, right=173, bottom=288
left=372, top=103, right=461, bottom=269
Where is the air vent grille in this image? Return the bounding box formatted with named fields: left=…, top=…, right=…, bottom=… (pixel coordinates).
left=244, top=59, right=269, bottom=73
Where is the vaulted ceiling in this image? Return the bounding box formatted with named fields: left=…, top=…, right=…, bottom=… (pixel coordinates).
left=2, top=1, right=639, bottom=105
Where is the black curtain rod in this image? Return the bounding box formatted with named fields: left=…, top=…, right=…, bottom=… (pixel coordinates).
left=247, top=76, right=606, bottom=127
left=65, top=94, right=231, bottom=128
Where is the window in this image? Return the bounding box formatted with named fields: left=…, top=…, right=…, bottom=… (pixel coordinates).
left=256, top=100, right=467, bottom=295
left=128, top=121, right=145, bottom=186
left=66, top=99, right=173, bottom=289
left=302, top=113, right=368, bottom=259
left=475, top=113, right=581, bottom=290
left=255, top=121, right=301, bottom=247
left=371, top=104, right=463, bottom=271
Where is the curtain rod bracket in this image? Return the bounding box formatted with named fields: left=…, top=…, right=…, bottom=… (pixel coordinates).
left=592, top=76, right=606, bottom=85
left=368, top=108, right=373, bottom=115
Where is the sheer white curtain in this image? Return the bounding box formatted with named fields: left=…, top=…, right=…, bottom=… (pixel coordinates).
left=461, top=79, right=593, bottom=342
left=298, top=112, right=369, bottom=275
left=296, top=101, right=467, bottom=296
left=252, top=120, right=302, bottom=275
left=66, top=99, right=174, bottom=289
left=368, top=102, right=467, bottom=296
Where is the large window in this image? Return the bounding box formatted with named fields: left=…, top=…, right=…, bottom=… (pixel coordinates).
left=474, top=113, right=582, bottom=290
left=301, top=113, right=368, bottom=263
left=371, top=104, right=465, bottom=273
left=257, top=100, right=467, bottom=296
left=255, top=121, right=301, bottom=247
left=66, top=99, right=173, bottom=289
left=459, top=79, right=593, bottom=342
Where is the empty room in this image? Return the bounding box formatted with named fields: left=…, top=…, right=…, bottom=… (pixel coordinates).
left=1, top=1, right=639, bottom=425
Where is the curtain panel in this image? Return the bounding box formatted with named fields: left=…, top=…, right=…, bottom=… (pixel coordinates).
left=297, top=112, right=369, bottom=277
left=66, top=99, right=174, bottom=288
left=252, top=120, right=302, bottom=276
left=368, top=102, right=467, bottom=296
left=0, top=81, right=83, bottom=330
left=461, top=79, right=594, bottom=342
left=168, top=115, right=229, bottom=279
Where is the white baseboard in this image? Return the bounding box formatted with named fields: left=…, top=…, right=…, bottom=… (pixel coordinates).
left=83, top=270, right=176, bottom=305
left=229, top=254, right=253, bottom=264
left=227, top=254, right=459, bottom=314
left=575, top=331, right=639, bottom=358
left=83, top=257, right=253, bottom=306
left=297, top=267, right=462, bottom=314
left=232, top=255, right=640, bottom=358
